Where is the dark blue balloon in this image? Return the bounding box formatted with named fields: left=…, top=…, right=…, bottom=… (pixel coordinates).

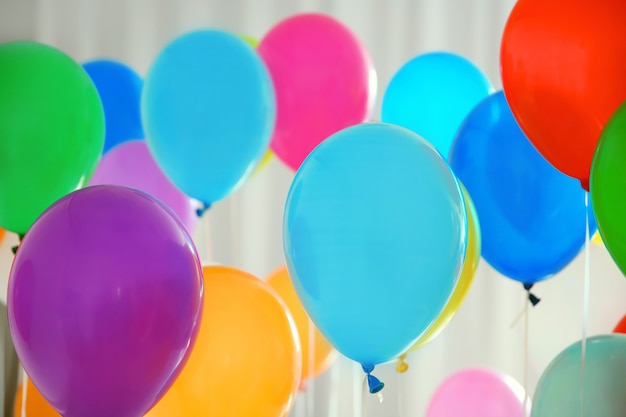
left=449, top=91, right=596, bottom=283
left=83, top=60, right=144, bottom=154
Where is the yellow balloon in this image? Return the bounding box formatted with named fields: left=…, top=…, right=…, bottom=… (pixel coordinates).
left=252, top=149, right=274, bottom=177
left=407, top=183, right=481, bottom=352
left=592, top=231, right=604, bottom=245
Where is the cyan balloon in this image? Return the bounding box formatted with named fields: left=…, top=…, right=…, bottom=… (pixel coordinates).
left=532, top=335, right=626, bottom=417
left=382, top=52, right=492, bottom=158
left=284, top=122, right=466, bottom=371
left=449, top=91, right=595, bottom=283
left=142, top=29, right=276, bottom=206
left=83, top=60, right=144, bottom=154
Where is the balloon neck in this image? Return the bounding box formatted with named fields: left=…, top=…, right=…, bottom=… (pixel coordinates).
left=362, top=364, right=385, bottom=394
left=396, top=353, right=409, bottom=373
left=11, top=233, right=25, bottom=255
left=523, top=283, right=541, bottom=306
left=580, top=178, right=589, bottom=192
left=195, top=202, right=212, bottom=217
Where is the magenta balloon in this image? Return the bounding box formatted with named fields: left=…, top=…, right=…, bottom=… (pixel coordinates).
left=258, top=13, right=376, bottom=171
left=90, top=140, right=197, bottom=232
left=426, top=368, right=528, bottom=417
left=7, top=185, right=204, bottom=417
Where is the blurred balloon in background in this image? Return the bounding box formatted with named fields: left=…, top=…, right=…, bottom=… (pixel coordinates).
left=258, top=13, right=376, bottom=171
left=8, top=185, right=203, bottom=417
left=590, top=100, right=626, bottom=276
left=382, top=52, right=492, bottom=158
left=142, top=29, right=275, bottom=207
left=501, top=0, right=626, bottom=189
left=449, top=92, right=595, bottom=284
left=0, top=41, right=104, bottom=234
left=406, top=183, right=480, bottom=353
left=83, top=59, right=144, bottom=154
left=146, top=266, right=301, bottom=417
left=531, top=335, right=626, bottom=417
left=426, top=367, right=528, bottom=417
left=14, top=379, right=60, bottom=417
left=284, top=123, right=466, bottom=386
left=90, top=140, right=197, bottom=233
left=267, top=266, right=337, bottom=384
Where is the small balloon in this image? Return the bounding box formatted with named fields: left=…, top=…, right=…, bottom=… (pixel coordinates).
left=90, top=140, right=197, bottom=233
left=146, top=266, right=300, bottom=417
left=83, top=59, right=144, bottom=154
left=532, top=335, right=626, bottom=417
left=258, top=13, right=376, bottom=170
left=426, top=368, right=528, bottom=417
left=143, top=29, right=275, bottom=206
left=382, top=52, right=492, bottom=158
left=0, top=41, right=104, bottom=234
left=8, top=185, right=203, bottom=417
left=449, top=91, right=595, bottom=283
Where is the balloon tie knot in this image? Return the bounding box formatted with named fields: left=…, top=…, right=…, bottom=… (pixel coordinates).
left=362, top=364, right=385, bottom=394
left=396, top=353, right=409, bottom=373
left=11, top=233, right=25, bottom=255
left=195, top=202, right=211, bottom=218
left=523, top=283, right=541, bottom=306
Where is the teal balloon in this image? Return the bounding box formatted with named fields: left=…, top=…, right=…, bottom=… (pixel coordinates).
left=284, top=122, right=467, bottom=368
left=142, top=29, right=276, bottom=205
left=381, top=52, right=492, bottom=158
left=532, top=335, right=626, bottom=417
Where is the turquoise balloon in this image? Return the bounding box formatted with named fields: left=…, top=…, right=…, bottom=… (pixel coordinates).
left=142, top=29, right=276, bottom=206
left=284, top=122, right=467, bottom=370
left=381, top=52, right=492, bottom=158
left=532, top=335, right=626, bottom=417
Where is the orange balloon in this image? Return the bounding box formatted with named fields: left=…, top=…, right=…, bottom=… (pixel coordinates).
left=501, top=0, right=626, bottom=190
left=146, top=265, right=301, bottom=417
left=614, top=314, right=626, bottom=334
left=267, top=266, right=337, bottom=381
left=14, top=378, right=60, bottom=417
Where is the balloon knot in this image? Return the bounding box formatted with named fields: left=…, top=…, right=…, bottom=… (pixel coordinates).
left=362, top=364, right=385, bottom=394
left=523, top=283, right=541, bottom=306
left=580, top=178, right=589, bottom=192
left=195, top=202, right=211, bottom=217
left=11, top=233, right=25, bottom=255
left=396, top=353, right=409, bottom=373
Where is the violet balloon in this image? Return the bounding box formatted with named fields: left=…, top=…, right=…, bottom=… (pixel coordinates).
left=7, top=185, right=204, bottom=417
left=426, top=368, right=529, bottom=417
left=90, top=140, right=197, bottom=232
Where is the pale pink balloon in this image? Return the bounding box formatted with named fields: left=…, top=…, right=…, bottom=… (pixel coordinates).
left=90, top=140, right=197, bottom=232
left=258, top=13, right=376, bottom=171
left=426, top=368, right=529, bottom=417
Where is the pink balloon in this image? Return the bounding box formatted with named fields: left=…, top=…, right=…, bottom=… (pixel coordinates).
left=90, top=140, right=197, bottom=232
left=426, top=368, right=529, bottom=417
left=258, top=13, right=376, bottom=171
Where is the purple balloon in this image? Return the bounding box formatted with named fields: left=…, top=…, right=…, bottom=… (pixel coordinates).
left=90, top=140, right=197, bottom=233
left=7, top=185, right=204, bottom=417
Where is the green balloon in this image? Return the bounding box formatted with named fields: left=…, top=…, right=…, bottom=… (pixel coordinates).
left=591, top=100, right=626, bottom=275
left=532, top=335, right=626, bottom=417
left=0, top=41, right=104, bottom=234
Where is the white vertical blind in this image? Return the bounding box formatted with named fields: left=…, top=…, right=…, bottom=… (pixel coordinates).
left=1, top=1, right=626, bottom=416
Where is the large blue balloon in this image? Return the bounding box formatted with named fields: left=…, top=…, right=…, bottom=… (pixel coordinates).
left=284, top=122, right=467, bottom=371
left=532, top=335, right=626, bottom=417
left=449, top=92, right=595, bottom=283
left=381, top=52, right=492, bottom=158
left=83, top=60, right=144, bottom=154
left=142, top=30, right=275, bottom=206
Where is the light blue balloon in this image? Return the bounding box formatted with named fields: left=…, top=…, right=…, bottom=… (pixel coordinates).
left=142, top=30, right=275, bottom=205
left=532, top=335, right=626, bottom=417
left=284, top=122, right=467, bottom=369
left=381, top=52, right=492, bottom=158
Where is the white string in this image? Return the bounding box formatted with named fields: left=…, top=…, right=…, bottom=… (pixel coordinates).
left=523, top=296, right=529, bottom=416
left=397, top=369, right=404, bottom=417
left=353, top=363, right=363, bottom=417
left=327, top=361, right=340, bottom=417
left=21, top=368, right=27, bottom=417
left=580, top=191, right=591, bottom=417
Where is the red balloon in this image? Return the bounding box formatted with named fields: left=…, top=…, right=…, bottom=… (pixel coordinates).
left=500, top=0, right=626, bottom=190
left=614, top=314, right=626, bottom=334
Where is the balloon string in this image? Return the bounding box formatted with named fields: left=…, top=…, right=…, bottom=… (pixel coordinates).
left=21, top=368, right=27, bottom=417
left=397, top=366, right=404, bottom=417
left=306, top=318, right=315, bottom=417
left=353, top=362, right=363, bottom=417
left=523, top=295, right=529, bottom=416
left=361, top=375, right=367, bottom=417
left=581, top=191, right=591, bottom=417
left=327, top=360, right=339, bottom=417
